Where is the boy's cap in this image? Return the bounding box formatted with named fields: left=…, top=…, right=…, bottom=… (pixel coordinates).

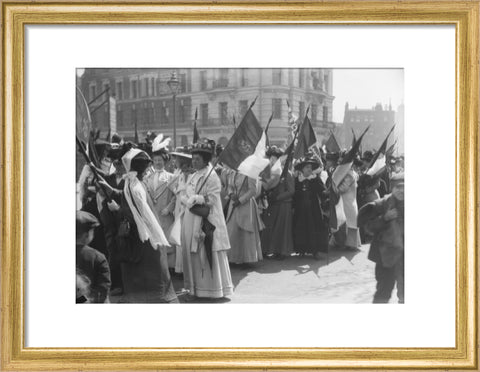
left=76, top=211, right=99, bottom=233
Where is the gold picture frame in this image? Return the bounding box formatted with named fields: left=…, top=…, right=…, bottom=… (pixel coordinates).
left=1, top=1, right=478, bottom=370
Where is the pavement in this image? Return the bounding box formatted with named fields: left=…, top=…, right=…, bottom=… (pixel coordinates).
left=110, top=244, right=399, bottom=304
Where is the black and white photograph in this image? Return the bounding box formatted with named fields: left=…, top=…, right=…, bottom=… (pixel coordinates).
left=75, top=68, right=404, bottom=304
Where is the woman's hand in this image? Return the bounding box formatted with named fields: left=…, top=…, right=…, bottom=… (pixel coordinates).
left=187, top=194, right=205, bottom=208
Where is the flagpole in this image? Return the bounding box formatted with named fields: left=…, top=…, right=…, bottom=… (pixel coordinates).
left=87, top=87, right=110, bottom=106
left=76, top=135, right=112, bottom=203
left=106, top=88, right=111, bottom=142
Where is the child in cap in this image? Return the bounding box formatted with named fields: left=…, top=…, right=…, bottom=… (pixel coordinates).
left=76, top=210, right=111, bottom=303
left=358, top=173, right=405, bottom=303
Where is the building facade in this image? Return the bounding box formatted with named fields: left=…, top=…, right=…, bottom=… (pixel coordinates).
left=342, top=102, right=399, bottom=153
left=78, top=68, right=335, bottom=147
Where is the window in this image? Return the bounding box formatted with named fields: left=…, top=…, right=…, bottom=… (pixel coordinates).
left=324, top=73, right=329, bottom=91
left=180, top=73, right=187, bottom=93
left=131, top=106, right=137, bottom=125
left=219, top=102, right=228, bottom=125
left=323, top=106, right=329, bottom=122
left=144, top=103, right=154, bottom=125
left=179, top=102, right=186, bottom=123
left=89, top=84, right=96, bottom=102
left=239, top=100, right=248, bottom=118
left=160, top=102, right=168, bottom=125
left=200, top=71, right=207, bottom=90
left=117, top=105, right=123, bottom=127
left=214, top=69, right=229, bottom=88
left=143, top=78, right=149, bottom=97
left=200, top=103, right=208, bottom=126
left=299, top=69, right=305, bottom=88
left=116, top=81, right=123, bottom=100
left=273, top=98, right=282, bottom=119
left=150, top=77, right=155, bottom=96
left=299, top=101, right=305, bottom=119
left=102, top=82, right=110, bottom=94
left=156, top=78, right=162, bottom=96
left=311, top=104, right=318, bottom=122
left=131, top=80, right=138, bottom=99
left=240, top=69, right=247, bottom=87
left=272, top=69, right=282, bottom=85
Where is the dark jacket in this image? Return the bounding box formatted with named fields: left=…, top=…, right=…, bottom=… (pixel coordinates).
left=358, top=194, right=404, bottom=267
left=76, top=244, right=111, bottom=303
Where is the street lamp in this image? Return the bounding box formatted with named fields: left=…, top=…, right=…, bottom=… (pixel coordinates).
left=167, top=71, right=180, bottom=148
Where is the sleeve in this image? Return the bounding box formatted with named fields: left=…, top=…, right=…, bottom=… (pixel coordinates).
left=93, top=254, right=111, bottom=303
left=166, top=191, right=176, bottom=213
left=337, top=174, right=355, bottom=194
left=238, top=177, right=257, bottom=204
left=203, top=173, right=222, bottom=210
left=132, top=186, right=170, bottom=247
left=357, top=200, right=388, bottom=233
left=275, top=173, right=295, bottom=202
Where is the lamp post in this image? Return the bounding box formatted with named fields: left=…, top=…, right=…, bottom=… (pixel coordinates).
left=167, top=71, right=180, bottom=148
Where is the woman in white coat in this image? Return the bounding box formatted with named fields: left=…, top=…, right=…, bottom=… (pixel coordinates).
left=181, top=139, right=233, bottom=300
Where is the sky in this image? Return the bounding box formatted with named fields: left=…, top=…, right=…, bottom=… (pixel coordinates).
left=332, top=69, right=404, bottom=123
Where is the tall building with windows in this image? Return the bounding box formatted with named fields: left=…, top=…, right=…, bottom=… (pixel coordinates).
left=342, top=102, right=398, bottom=152
left=79, top=68, right=335, bottom=147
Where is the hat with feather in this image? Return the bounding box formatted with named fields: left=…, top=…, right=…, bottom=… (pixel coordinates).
left=151, top=133, right=171, bottom=160
left=171, top=145, right=193, bottom=159
left=294, top=151, right=321, bottom=171
left=191, top=138, right=216, bottom=155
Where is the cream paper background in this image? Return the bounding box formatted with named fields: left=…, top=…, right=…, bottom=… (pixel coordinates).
left=25, top=25, right=455, bottom=347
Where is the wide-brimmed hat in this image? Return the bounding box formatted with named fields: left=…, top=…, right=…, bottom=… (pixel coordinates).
left=294, top=153, right=321, bottom=171
left=361, top=150, right=374, bottom=163
left=266, top=145, right=284, bottom=158
left=121, top=148, right=151, bottom=172
left=170, top=145, right=193, bottom=159
left=151, top=133, right=171, bottom=158
left=191, top=138, right=215, bottom=155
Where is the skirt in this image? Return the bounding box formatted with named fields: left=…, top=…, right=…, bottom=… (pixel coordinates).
left=182, top=211, right=233, bottom=298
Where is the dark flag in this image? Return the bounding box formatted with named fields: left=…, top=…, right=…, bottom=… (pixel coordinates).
left=193, top=107, right=199, bottom=144
left=332, top=126, right=369, bottom=186
left=265, top=112, right=274, bottom=147
left=134, top=120, right=139, bottom=144
left=386, top=139, right=397, bottom=158
left=365, top=125, right=396, bottom=177
left=217, top=104, right=263, bottom=171
left=325, top=132, right=341, bottom=153
left=367, top=125, right=395, bottom=168
left=280, top=126, right=299, bottom=180
left=351, top=128, right=357, bottom=148
left=293, top=110, right=316, bottom=159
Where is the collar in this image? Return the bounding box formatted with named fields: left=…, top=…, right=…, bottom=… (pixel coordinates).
left=298, top=174, right=317, bottom=182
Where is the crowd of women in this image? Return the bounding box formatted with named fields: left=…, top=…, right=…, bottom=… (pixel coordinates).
left=76, top=132, right=405, bottom=303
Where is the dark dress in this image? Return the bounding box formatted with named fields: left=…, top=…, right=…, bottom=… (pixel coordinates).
left=293, top=176, right=329, bottom=255
left=115, top=193, right=178, bottom=303
left=260, top=172, right=294, bottom=257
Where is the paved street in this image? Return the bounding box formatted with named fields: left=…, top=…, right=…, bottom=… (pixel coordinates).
left=111, top=244, right=399, bottom=304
